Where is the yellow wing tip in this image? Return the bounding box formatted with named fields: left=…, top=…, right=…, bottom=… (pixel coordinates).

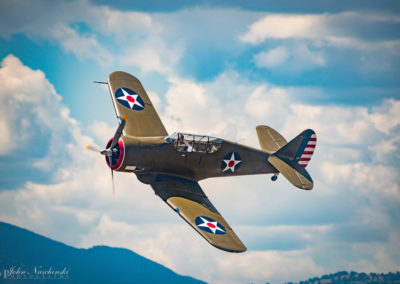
left=85, top=144, right=89, bottom=149
left=122, top=115, right=127, bottom=120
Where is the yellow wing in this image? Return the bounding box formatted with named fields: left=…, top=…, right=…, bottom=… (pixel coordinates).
left=149, top=174, right=246, bottom=253
left=107, top=71, right=168, bottom=137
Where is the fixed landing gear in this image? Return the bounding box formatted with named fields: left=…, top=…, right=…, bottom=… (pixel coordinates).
left=271, top=174, right=278, bottom=181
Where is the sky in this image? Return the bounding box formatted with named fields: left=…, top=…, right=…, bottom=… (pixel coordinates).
left=0, top=0, right=400, bottom=283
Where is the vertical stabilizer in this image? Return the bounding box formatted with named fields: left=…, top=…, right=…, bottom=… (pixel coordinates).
left=274, top=129, right=316, bottom=167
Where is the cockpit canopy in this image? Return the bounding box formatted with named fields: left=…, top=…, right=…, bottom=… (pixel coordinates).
left=165, top=132, right=222, bottom=154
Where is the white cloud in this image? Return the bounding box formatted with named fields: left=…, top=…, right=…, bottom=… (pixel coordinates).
left=147, top=90, right=162, bottom=113
left=240, top=12, right=400, bottom=52
left=0, top=54, right=78, bottom=162
left=369, top=135, right=400, bottom=161
left=239, top=12, right=400, bottom=76
left=119, top=35, right=184, bottom=74
left=88, top=120, right=115, bottom=144
left=282, top=104, right=374, bottom=145
left=369, top=99, right=400, bottom=134
left=254, top=46, right=289, bottom=68
left=50, top=24, right=112, bottom=65
left=0, top=118, right=11, bottom=155
left=87, top=4, right=155, bottom=39
left=240, top=14, right=326, bottom=44
left=1, top=2, right=399, bottom=77
left=321, top=162, right=400, bottom=200
left=254, top=44, right=325, bottom=71
left=240, top=11, right=400, bottom=73
left=245, top=85, right=289, bottom=122
left=162, top=72, right=288, bottom=146
left=0, top=0, right=168, bottom=69
left=162, top=75, right=227, bottom=137
left=216, top=250, right=324, bottom=284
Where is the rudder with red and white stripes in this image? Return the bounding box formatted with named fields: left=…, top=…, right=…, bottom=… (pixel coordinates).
left=296, top=130, right=316, bottom=167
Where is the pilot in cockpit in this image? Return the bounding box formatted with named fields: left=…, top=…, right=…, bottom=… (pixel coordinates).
left=177, top=133, right=187, bottom=151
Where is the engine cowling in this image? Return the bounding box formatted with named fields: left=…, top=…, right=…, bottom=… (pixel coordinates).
left=105, top=138, right=125, bottom=170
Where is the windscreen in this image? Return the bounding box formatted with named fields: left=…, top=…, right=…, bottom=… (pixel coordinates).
left=165, top=132, right=222, bottom=153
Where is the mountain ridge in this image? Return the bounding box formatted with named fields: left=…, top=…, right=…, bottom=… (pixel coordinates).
left=287, top=270, right=400, bottom=284
left=0, top=221, right=206, bottom=283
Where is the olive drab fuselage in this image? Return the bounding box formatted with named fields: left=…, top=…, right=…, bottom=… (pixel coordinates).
left=116, top=134, right=277, bottom=181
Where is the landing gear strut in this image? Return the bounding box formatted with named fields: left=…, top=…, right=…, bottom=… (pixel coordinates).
left=271, top=174, right=278, bottom=181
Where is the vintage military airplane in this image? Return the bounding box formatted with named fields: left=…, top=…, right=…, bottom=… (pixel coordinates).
left=86, top=71, right=317, bottom=253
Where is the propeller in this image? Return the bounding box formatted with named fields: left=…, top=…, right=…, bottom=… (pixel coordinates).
left=109, top=155, right=115, bottom=196
left=85, top=144, right=102, bottom=152
left=85, top=115, right=126, bottom=195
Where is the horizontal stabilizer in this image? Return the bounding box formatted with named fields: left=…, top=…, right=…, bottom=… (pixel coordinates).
left=268, top=155, right=313, bottom=190
left=256, top=125, right=287, bottom=154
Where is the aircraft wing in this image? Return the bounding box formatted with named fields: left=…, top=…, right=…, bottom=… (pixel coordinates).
left=148, top=174, right=247, bottom=253
left=107, top=71, right=168, bottom=137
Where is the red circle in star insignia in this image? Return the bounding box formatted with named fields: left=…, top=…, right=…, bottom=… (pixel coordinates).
left=126, top=96, right=135, bottom=102
left=207, top=223, right=216, bottom=228
left=228, top=160, right=235, bottom=167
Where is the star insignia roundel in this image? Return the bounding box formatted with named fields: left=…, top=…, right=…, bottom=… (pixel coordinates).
left=195, top=216, right=226, bottom=235
left=115, top=87, right=145, bottom=111
left=221, top=152, right=242, bottom=173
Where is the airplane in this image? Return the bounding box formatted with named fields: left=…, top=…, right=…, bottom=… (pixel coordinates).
left=86, top=71, right=317, bottom=253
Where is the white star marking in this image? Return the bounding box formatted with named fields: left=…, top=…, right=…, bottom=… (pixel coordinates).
left=222, top=152, right=241, bottom=172
left=116, top=88, right=144, bottom=109
left=197, top=217, right=225, bottom=234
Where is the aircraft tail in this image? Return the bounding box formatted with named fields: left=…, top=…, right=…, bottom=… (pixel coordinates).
left=258, top=127, right=316, bottom=190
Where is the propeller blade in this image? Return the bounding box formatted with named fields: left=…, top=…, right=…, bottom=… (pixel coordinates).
left=109, top=115, right=126, bottom=150
left=108, top=155, right=115, bottom=196
left=85, top=144, right=102, bottom=152
left=111, top=167, right=115, bottom=196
